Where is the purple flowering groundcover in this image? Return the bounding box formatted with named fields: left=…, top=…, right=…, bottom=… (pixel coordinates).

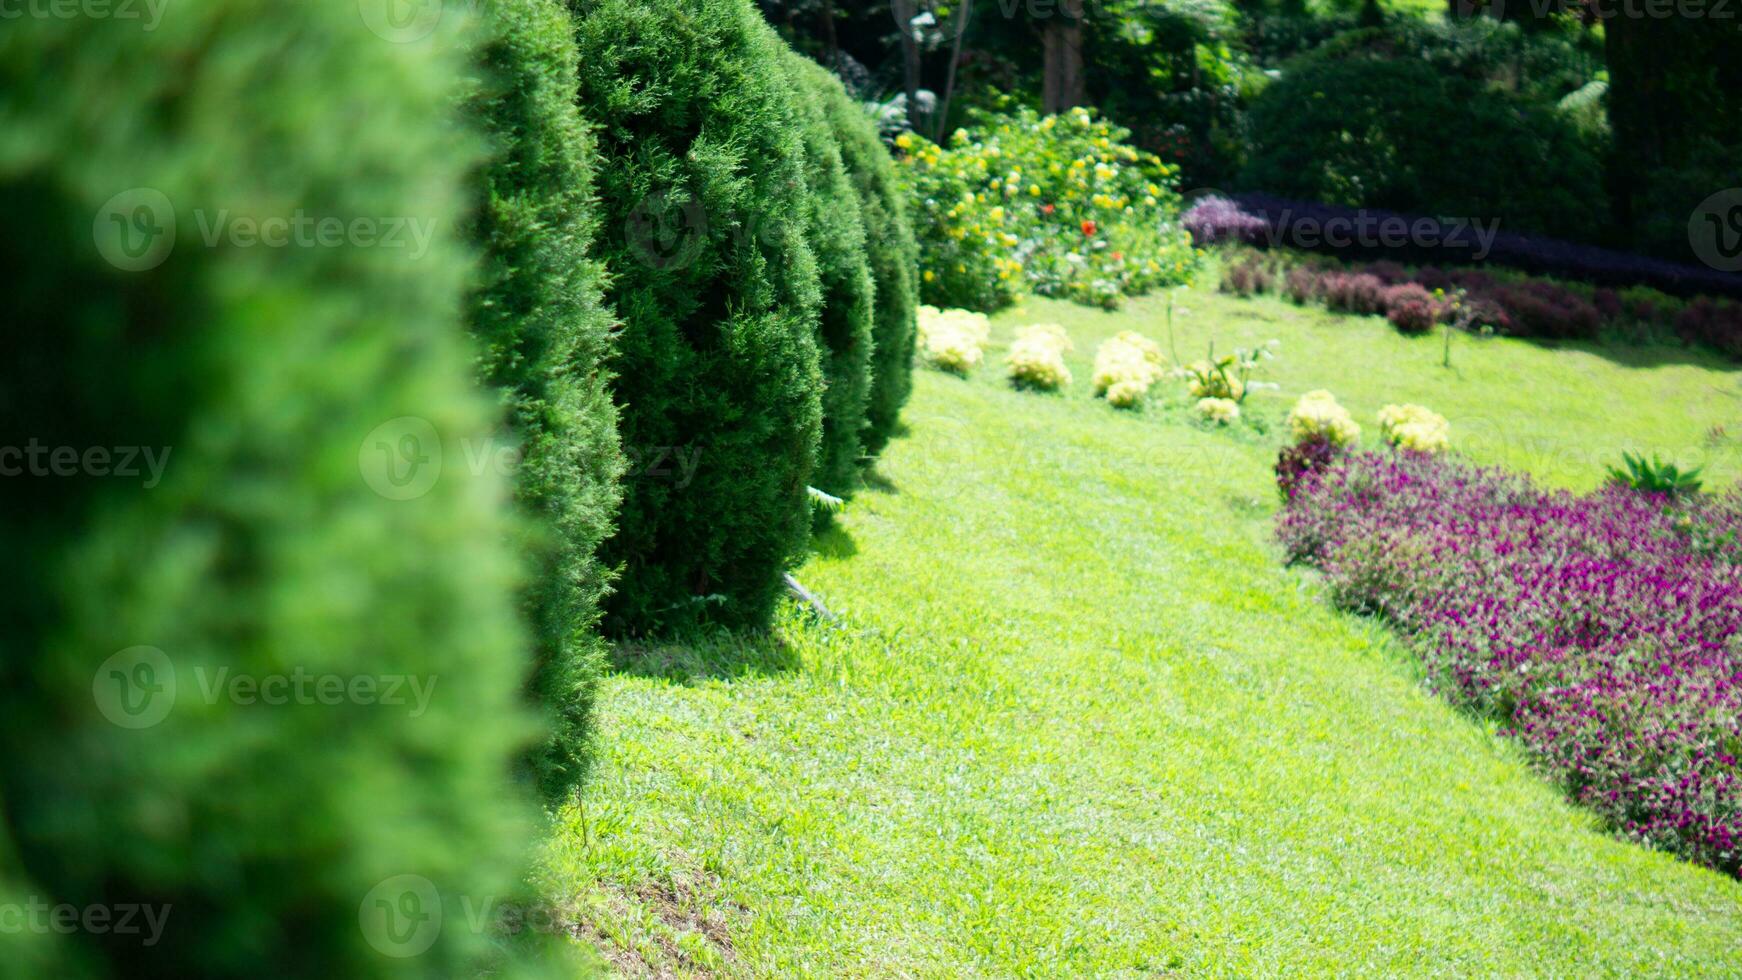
left=1277, top=450, right=1742, bottom=876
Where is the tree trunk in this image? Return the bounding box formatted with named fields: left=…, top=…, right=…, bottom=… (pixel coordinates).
left=935, top=0, right=973, bottom=140
left=891, top=0, right=923, bottom=130
left=1041, top=5, right=1084, bottom=116
left=820, top=0, right=838, bottom=70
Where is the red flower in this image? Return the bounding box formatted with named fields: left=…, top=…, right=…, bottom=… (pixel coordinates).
left=1041, top=203, right=1055, bottom=215
left=1081, top=220, right=1097, bottom=236
left=1110, top=251, right=1123, bottom=261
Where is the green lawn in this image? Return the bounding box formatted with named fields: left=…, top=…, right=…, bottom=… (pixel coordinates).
left=543, top=289, right=1742, bottom=976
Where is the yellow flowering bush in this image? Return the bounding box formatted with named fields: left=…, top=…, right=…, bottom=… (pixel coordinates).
left=895, top=104, right=1197, bottom=312
left=1005, top=323, right=1074, bottom=390
left=916, top=304, right=991, bottom=374
left=1194, top=397, right=1241, bottom=424
left=1378, top=403, right=1450, bottom=453
left=1287, top=390, right=1361, bottom=447
left=1104, top=379, right=1150, bottom=408
left=1091, top=330, right=1168, bottom=408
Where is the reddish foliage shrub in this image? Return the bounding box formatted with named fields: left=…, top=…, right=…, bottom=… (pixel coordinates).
left=1283, top=265, right=1320, bottom=305
left=1321, top=272, right=1385, bottom=315
left=1593, top=287, right=1622, bottom=321
left=1220, top=256, right=1273, bottom=296
left=1677, top=299, right=1742, bottom=358
left=1215, top=244, right=1742, bottom=353
left=1489, top=280, right=1600, bottom=339
left=1382, top=283, right=1440, bottom=334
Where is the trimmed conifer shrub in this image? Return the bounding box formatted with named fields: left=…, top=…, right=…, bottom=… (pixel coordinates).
left=797, top=58, right=921, bottom=461
left=777, top=49, right=875, bottom=500
left=570, top=0, right=828, bottom=634
left=467, top=0, right=623, bottom=803
left=0, top=4, right=556, bottom=975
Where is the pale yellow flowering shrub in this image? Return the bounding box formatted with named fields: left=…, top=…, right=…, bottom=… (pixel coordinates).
left=1005, top=322, right=1074, bottom=390
left=1378, top=403, right=1450, bottom=453
left=1105, top=379, right=1149, bottom=408
left=1091, top=330, right=1167, bottom=407
left=1194, top=397, right=1241, bottom=425
left=1287, top=389, right=1361, bottom=446
left=917, top=304, right=992, bottom=374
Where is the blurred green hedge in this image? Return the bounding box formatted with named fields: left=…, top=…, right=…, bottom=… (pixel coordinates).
left=0, top=1, right=558, bottom=974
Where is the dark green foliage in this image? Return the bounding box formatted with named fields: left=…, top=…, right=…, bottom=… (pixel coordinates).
left=468, top=0, right=624, bottom=803
left=571, top=0, right=827, bottom=633
left=778, top=50, right=876, bottom=499
left=1603, top=20, right=1742, bottom=260
left=0, top=3, right=554, bottom=976
left=1241, top=56, right=1603, bottom=243
left=798, top=58, right=921, bottom=461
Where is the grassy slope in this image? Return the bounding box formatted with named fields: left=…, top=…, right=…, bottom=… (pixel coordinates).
left=545, top=288, right=1742, bottom=976
left=1084, top=284, right=1742, bottom=491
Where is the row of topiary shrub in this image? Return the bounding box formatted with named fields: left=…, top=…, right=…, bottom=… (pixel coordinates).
left=575, top=0, right=917, bottom=633
left=1218, top=246, right=1742, bottom=357
left=0, top=0, right=917, bottom=974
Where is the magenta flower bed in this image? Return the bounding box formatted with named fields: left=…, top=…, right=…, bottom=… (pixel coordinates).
left=1278, top=450, right=1742, bottom=876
